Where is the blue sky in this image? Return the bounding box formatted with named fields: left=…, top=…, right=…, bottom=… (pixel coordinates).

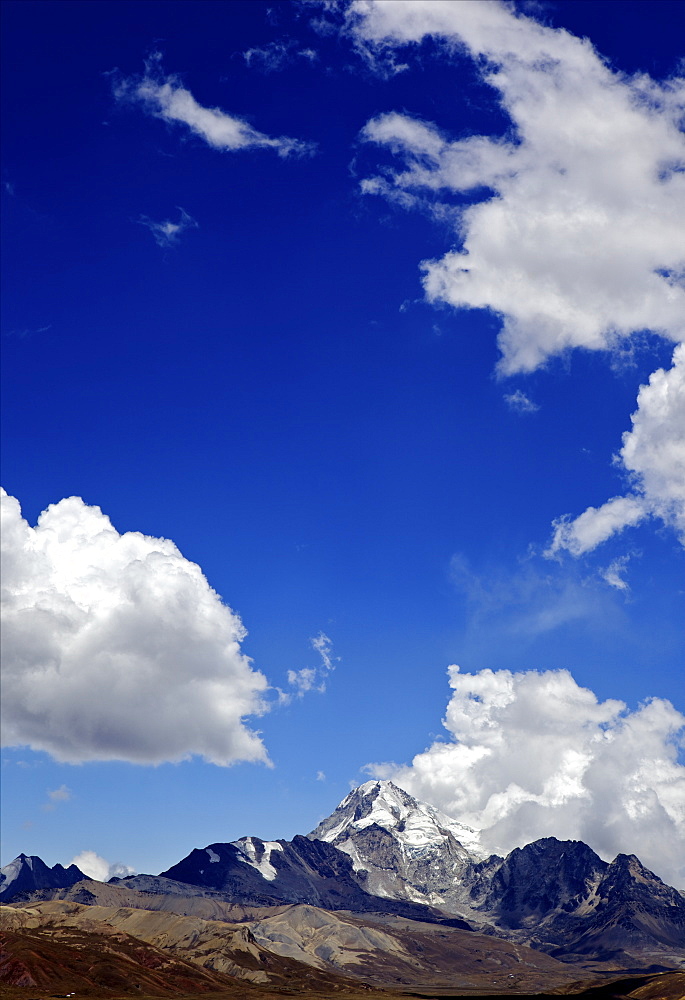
left=2, top=1, right=684, bottom=888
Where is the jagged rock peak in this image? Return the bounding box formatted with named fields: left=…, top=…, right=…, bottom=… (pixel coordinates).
left=309, top=779, right=485, bottom=858
left=0, top=853, right=87, bottom=902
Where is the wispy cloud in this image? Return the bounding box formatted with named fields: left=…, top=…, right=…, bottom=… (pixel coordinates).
left=287, top=631, right=339, bottom=697
left=4, top=324, right=51, bottom=340
left=113, top=53, right=313, bottom=158
left=449, top=552, right=623, bottom=640
left=287, top=666, right=320, bottom=695
left=42, top=784, right=72, bottom=812
left=601, top=555, right=632, bottom=592
left=138, top=207, right=198, bottom=248
left=504, top=389, right=539, bottom=414
left=243, top=39, right=318, bottom=73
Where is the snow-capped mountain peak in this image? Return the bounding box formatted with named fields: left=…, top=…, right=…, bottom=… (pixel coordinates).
left=310, top=779, right=484, bottom=859
left=307, top=780, right=488, bottom=908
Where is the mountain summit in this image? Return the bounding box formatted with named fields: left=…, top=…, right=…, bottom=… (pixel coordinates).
left=310, top=782, right=685, bottom=965
left=310, top=780, right=483, bottom=855
left=3, top=781, right=684, bottom=969
left=308, top=779, right=484, bottom=907
left=0, top=854, right=86, bottom=902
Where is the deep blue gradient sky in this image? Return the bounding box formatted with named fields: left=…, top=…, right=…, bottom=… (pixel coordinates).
left=2, top=1, right=684, bottom=886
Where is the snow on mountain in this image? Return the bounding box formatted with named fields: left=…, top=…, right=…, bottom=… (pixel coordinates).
left=232, top=837, right=284, bottom=882
left=308, top=780, right=486, bottom=908
left=6, top=782, right=685, bottom=967
left=311, top=784, right=685, bottom=963
left=0, top=854, right=87, bottom=902
left=155, top=833, right=470, bottom=925
left=310, top=779, right=484, bottom=858
left=0, top=855, right=25, bottom=890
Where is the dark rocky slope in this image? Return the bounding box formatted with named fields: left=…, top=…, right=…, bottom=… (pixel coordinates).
left=155, top=834, right=471, bottom=927
left=0, top=854, right=86, bottom=903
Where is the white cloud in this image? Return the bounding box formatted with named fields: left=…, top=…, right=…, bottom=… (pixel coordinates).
left=113, top=54, right=313, bottom=158
left=287, top=666, right=320, bottom=695
left=243, top=39, right=319, bottom=72
left=621, top=346, right=685, bottom=514
left=504, top=389, right=539, bottom=414
left=312, top=631, right=336, bottom=674
left=48, top=784, right=72, bottom=802
left=548, top=495, right=647, bottom=557
left=138, top=207, right=198, bottom=248
left=316, top=770, right=326, bottom=781
left=69, top=850, right=135, bottom=883
left=43, top=784, right=72, bottom=812
left=600, top=555, right=632, bottom=592
left=351, top=0, right=685, bottom=375
left=287, top=631, right=339, bottom=697
left=548, top=343, right=685, bottom=554
left=369, top=665, right=685, bottom=888
left=349, top=1, right=685, bottom=552
left=0, top=489, right=270, bottom=766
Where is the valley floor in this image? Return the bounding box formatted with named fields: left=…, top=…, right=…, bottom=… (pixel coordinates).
left=1, top=970, right=685, bottom=1000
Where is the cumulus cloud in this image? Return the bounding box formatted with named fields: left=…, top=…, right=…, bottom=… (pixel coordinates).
left=352, top=0, right=684, bottom=373
left=368, top=665, right=685, bottom=888
left=69, top=850, right=135, bottom=883
left=138, top=207, right=198, bottom=248
left=287, top=631, right=338, bottom=696
left=349, top=0, right=685, bottom=551
left=548, top=343, right=685, bottom=554
left=0, top=489, right=270, bottom=766
left=113, top=54, right=313, bottom=158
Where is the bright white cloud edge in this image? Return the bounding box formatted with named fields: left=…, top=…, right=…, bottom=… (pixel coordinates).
left=548, top=343, right=685, bottom=555
left=349, top=0, right=685, bottom=554
left=367, top=665, right=685, bottom=890
left=0, top=489, right=270, bottom=766
left=69, top=850, right=135, bottom=883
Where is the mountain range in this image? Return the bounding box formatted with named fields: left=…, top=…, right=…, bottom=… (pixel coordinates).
left=2, top=779, right=684, bottom=996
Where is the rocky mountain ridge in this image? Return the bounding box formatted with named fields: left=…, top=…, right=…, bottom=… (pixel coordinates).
left=2, top=779, right=683, bottom=970
left=308, top=780, right=685, bottom=963
left=309, top=779, right=484, bottom=907
left=156, top=832, right=470, bottom=927
left=0, top=853, right=86, bottom=902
